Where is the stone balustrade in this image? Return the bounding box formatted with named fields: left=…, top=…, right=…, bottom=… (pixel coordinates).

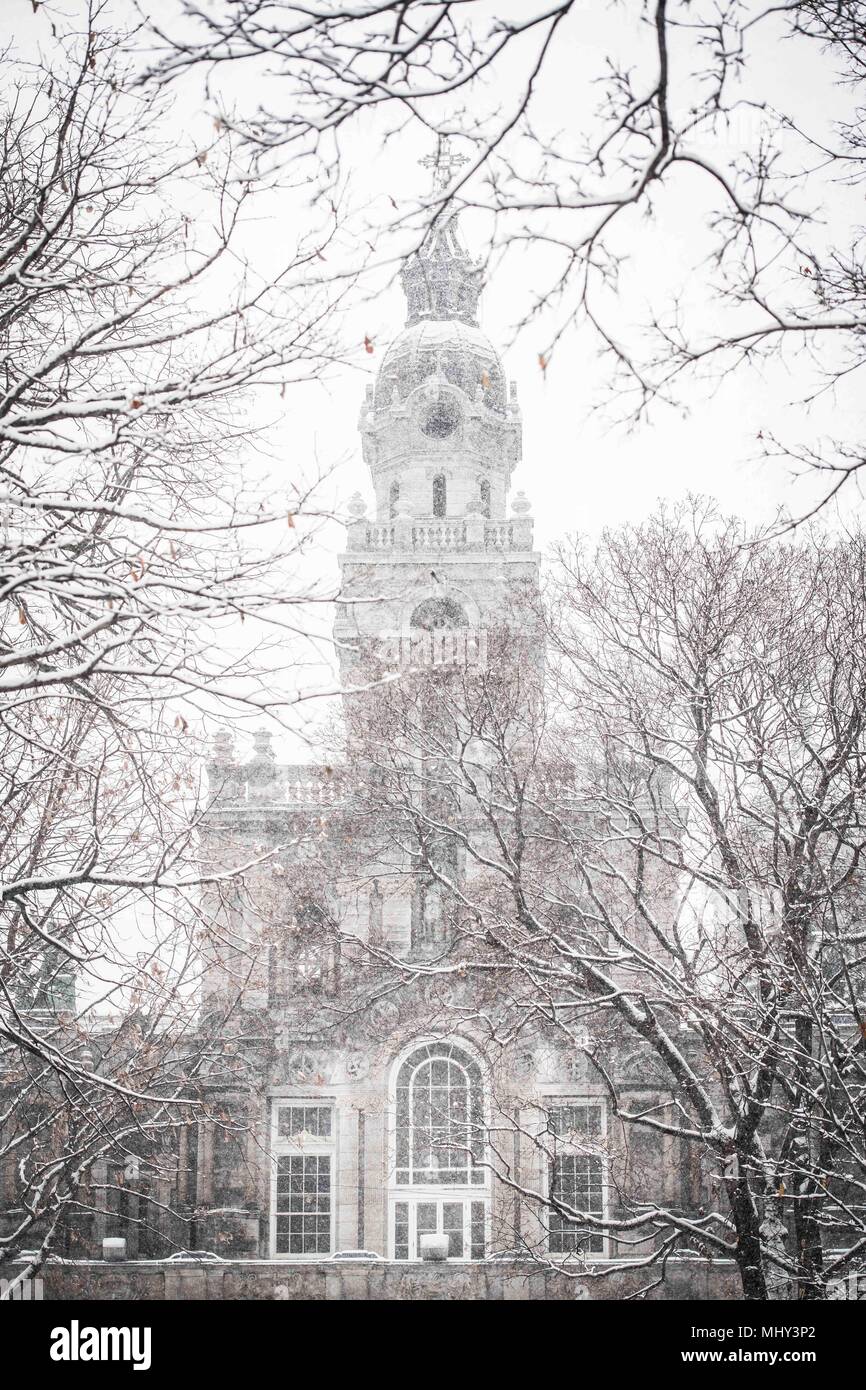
left=211, top=763, right=598, bottom=811
left=210, top=764, right=344, bottom=811
left=348, top=515, right=533, bottom=555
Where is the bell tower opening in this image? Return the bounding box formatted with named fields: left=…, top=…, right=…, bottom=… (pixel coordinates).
left=432, top=474, right=447, bottom=518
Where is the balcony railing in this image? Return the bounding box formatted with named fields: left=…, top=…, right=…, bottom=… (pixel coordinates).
left=209, top=764, right=344, bottom=811
left=348, top=516, right=533, bottom=555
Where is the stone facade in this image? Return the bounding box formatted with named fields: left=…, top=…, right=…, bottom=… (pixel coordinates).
left=1, top=1256, right=741, bottom=1301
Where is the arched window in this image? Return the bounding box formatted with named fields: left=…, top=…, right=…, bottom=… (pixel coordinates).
left=389, top=480, right=400, bottom=518
left=432, top=473, right=446, bottom=518
left=479, top=479, right=491, bottom=518
left=409, top=596, right=467, bottom=631
left=394, top=1042, right=485, bottom=1186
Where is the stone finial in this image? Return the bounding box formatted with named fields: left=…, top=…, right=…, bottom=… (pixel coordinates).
left=347, top=491, right=368, bottom=520
left=252, top=729, right=275, bottom=763
left=509, top=490, right=534, bottom=550
left=210, top=729, right=236, bottom=766
left=247, top=729, right=277, bottom=802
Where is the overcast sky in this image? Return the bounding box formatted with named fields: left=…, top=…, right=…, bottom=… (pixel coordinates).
left=159, top=0, right=859, bottom=541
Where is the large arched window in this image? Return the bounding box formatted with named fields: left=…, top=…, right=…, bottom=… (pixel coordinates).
left=389, top=479, right=400, bottom=518
left=395, top=1042, right=485, bottom=1187
left=432, top=473, right=447, bottom=518
left=479, top=479, right=491, bottom=518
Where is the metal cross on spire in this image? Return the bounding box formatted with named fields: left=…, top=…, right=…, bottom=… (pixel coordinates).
left=419, top=136, right=469, bottom=193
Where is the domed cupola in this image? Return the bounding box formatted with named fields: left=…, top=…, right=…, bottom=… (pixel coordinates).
left=374, top=319, right=507, bottom=415
left=361, top=203, right=521, bottom=526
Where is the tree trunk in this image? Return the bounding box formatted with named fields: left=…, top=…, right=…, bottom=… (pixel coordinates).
left=729, top=1172, right=770, bottom=1300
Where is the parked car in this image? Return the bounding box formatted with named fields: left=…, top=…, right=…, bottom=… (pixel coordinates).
left=165, top=1250, right=226, bottom=1263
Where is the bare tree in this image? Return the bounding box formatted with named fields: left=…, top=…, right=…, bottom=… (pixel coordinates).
left=318, top=504, right=866, bottom=1299
left=0, top=5, right=349, bottom=1287
left=144, top=0, right=866, bottom=521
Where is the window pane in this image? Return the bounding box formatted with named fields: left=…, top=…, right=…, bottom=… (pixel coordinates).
left=443, top=1202, right=464, bottom=1258
left=470, top=1202, right=486, bottom=1261
left=274, top=1154, right=332, bottom=1255
left=278, top=1104, right=332, bottom=1140
left=417, top=1202, right=438, bottom=1238
left=394, top=1202, right=409, bottom=1261
left=395, top=1044, right=485, bottom=1186
left=549, top=1153, right=604, bottom=1255
left=548, top=1104, right=601, bottom=1139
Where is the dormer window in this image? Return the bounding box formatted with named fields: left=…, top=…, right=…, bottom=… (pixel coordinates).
left=432, top=474, right=447, bottom=518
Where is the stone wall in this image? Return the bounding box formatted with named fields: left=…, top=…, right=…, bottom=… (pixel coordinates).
left=4, top=1257, right=742, bottom=1301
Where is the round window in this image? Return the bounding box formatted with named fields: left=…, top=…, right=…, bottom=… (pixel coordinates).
left=421, top=395, right=460, bottom=439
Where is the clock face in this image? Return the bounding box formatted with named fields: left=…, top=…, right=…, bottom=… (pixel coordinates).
left=421, top=394, right=460, bottom=439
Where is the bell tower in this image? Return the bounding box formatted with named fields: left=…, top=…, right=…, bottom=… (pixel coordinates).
left=335, top=149, right=540, bottom=688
